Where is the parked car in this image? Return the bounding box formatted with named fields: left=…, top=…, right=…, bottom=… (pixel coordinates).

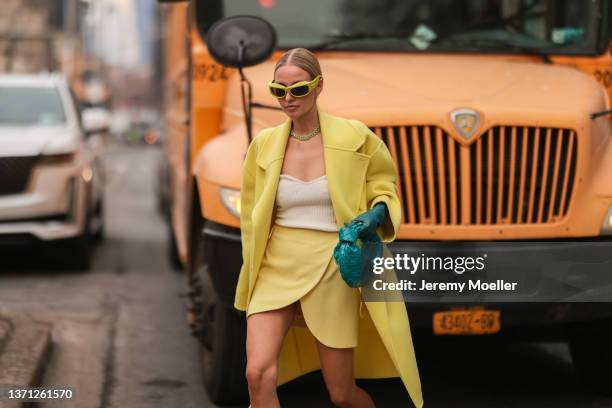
left=144, top=118, right=165, bottom=146
left=0, top=73, right=107, bottom=269
left=123, top=120, right=150, bottom=144
left=122, top=119, right=163, bottom=146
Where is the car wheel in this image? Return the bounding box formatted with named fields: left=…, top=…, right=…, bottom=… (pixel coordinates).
left=569, top=321, right=612, bottom=395
left=61, top=214, right=93, bottom=270
left=67, top=234, right=93, bottom=270
left=59, top=184, right=95, bottom=270
left=197, top=265, right=249, bottom=405
left=92, top=198, right=105, bottom=243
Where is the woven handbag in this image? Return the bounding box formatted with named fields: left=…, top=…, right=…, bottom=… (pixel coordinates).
left=333, top=222, right=383, bottom=288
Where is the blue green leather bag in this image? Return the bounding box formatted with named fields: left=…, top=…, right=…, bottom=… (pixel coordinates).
left=333, top=203, right=387, bottom=288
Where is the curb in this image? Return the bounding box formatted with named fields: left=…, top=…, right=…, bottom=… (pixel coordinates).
left=0, top=315, right=52, bottom=408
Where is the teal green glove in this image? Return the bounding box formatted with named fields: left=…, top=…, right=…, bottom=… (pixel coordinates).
left=351, top=202, right=388, bottom=240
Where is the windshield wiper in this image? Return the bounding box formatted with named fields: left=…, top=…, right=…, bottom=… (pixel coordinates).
left=309, top=32, right=415, bottom=51
left=435, top=36, right=552, bottom=63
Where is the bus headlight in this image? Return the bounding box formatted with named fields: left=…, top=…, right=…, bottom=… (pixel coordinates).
left=219, top=187, right=241, bottom=218
left=601, top=206, right=612, bottom=235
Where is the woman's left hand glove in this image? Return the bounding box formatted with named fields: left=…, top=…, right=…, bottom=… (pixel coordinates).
left=349, top=202, right=388, bottom=241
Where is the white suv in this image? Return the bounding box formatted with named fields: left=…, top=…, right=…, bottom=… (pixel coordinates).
left=0, top=73, right=106, bottom=269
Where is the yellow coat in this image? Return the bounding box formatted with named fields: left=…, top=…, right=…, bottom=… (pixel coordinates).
left=235, top=107, right=424, bottom=408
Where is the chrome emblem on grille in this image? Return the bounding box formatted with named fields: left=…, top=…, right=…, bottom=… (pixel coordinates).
left=451, top=108, right=480, bottom=140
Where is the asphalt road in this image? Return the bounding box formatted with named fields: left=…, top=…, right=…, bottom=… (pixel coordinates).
left=0, top=145, right=611, bottom=408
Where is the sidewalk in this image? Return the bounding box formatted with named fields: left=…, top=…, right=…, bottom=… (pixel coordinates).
left=0, top=314, right=52, bottom=408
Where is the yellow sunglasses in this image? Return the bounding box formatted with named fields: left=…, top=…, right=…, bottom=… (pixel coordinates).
left=268, top=75, right=322, bottom=99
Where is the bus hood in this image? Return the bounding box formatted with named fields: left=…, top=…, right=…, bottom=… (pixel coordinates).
left=244, top=54, right=605, bottom=126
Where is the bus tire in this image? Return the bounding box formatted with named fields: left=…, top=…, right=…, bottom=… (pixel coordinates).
left=569, top=321, right=612, bottom=396
left=197, top=264, right=249, bottom=405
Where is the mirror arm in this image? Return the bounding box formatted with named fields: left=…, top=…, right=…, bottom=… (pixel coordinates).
left=239, top=67, right=253, bottom=144
left=591, top=109, right=612, bottom=120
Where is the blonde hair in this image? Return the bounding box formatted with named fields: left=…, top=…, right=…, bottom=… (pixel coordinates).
left=274, top=48, right=322, bottom=79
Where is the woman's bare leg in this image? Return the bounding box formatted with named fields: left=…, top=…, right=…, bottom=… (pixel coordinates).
left=246, top=303, right=297, bottom=407
left=316, top=341, right=376, bottom=408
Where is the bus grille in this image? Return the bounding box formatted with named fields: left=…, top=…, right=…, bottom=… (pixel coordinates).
left=373, top=126, right=578, bottom=226
left=0, top=156, right=37, bottom=195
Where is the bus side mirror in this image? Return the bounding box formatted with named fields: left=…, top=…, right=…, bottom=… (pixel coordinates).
left=205, top=15, right=277, bottom=68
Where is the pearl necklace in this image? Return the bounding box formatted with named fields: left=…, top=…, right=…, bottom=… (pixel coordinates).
left=290, top=125, right=321, bottom=141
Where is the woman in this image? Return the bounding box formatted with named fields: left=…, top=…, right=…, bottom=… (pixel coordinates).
left=235, top=48, right=423, bottom=408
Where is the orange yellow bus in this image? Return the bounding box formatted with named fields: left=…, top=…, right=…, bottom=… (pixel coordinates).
left=158, top=0, right=612, bottom=403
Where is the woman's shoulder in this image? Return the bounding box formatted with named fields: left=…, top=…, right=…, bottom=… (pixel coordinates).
left=251, top=126, right=275, bottom=144
left=319, top=112, right=385, bottom=157
left=327, top=112, right=377, bottom=140
left=249, top=121, right=287, bottom=149
left=322, top=111, right=367, bottom=131
left=244, top=127, right=275, bottom=160
left=337, top=115, right=384, bottom=153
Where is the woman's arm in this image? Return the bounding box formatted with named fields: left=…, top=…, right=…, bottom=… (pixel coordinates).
left=365, top=138, right=401, bottom=242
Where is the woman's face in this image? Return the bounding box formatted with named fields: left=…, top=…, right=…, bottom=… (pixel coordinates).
left=273, top=64, right=322, bottom=120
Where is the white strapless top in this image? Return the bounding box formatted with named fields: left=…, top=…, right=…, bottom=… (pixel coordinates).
left=274, top=174, right=339, bottom=232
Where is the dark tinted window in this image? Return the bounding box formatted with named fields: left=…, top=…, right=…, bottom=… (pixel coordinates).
left=208, top=0, right=601, bottom=54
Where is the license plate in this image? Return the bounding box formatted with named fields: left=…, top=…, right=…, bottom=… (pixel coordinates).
left=433, top=309, right=500, bottom=335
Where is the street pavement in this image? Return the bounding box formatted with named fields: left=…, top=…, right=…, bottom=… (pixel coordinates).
left=0, top=145, right=611, bottom=407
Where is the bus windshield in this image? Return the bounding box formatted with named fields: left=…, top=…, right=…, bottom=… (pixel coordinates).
left=219, top=0, right=602, bottom=55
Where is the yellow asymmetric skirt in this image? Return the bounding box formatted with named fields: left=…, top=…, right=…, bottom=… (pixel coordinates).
left=246, top=224, right=360, bottom=348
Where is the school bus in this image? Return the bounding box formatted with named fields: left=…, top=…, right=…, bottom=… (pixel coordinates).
left=158, top=0, right=612, bottom=403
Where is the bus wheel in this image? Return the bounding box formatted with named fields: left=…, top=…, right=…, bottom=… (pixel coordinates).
left=197, top=264, right=249, bottom=404
left=569, top=321, right=612, bottom=395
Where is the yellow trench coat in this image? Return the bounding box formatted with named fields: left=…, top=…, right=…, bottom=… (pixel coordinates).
left=235, top=107, right=424, bottom=408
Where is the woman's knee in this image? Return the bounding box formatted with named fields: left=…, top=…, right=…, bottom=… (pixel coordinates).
left=245, top=362, right=277, bottom=389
